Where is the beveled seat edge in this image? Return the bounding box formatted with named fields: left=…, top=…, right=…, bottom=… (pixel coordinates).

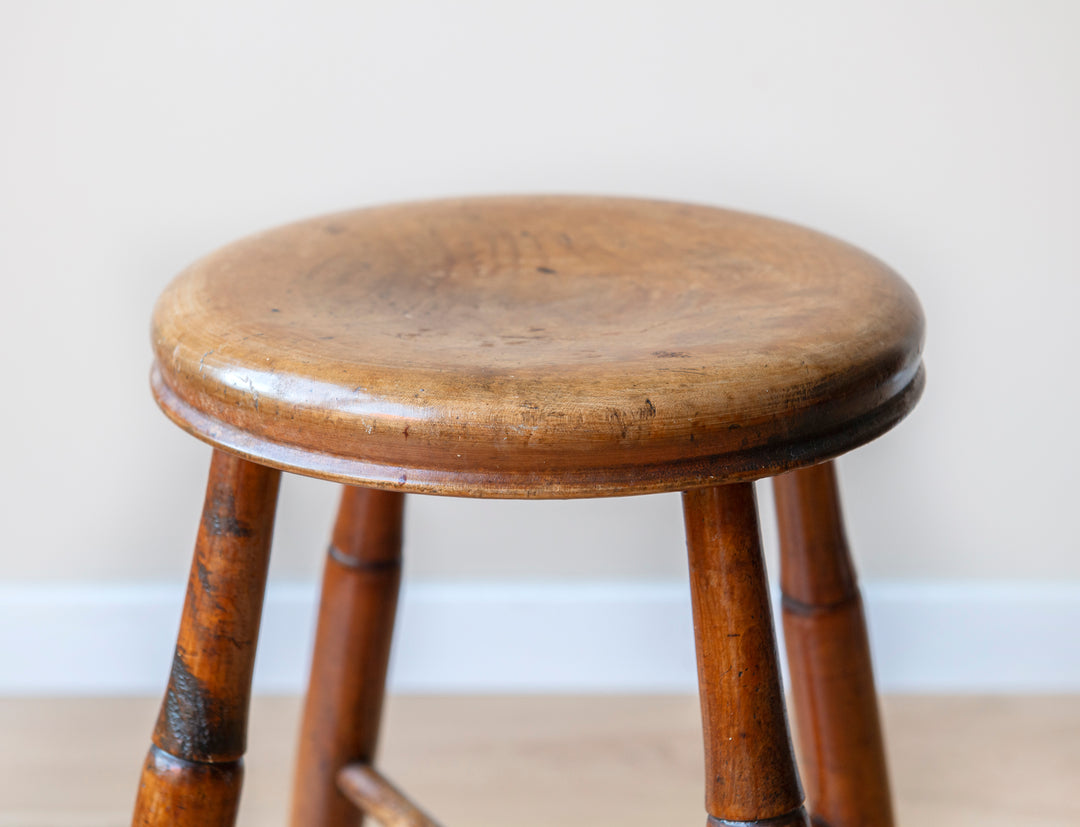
left=151, top=362, right=924, bottom=499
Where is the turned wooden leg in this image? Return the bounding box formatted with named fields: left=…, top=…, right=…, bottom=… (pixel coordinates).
left=683, top=483, right=810, bottom=827
left=773, top=462, right=894, bottom=827
left=132, top=450, right=281, bottom=827
left=290, top=486, right=405, bottom=827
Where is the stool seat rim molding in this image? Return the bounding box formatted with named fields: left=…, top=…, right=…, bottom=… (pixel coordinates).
left=151, top=195, right=925, bottom=498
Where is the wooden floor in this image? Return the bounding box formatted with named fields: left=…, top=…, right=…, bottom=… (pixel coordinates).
left=1, top=695, right=1077, bottom=826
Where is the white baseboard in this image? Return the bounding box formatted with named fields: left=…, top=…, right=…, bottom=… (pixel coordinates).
left=1, top=581, right=1077, bottom=695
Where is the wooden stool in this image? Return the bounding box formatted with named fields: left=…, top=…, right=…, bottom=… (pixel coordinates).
left=133, top=196, right=924, bottom=827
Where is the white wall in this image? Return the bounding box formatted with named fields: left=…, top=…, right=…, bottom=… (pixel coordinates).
left=2, top=1, right=1078, bottom=690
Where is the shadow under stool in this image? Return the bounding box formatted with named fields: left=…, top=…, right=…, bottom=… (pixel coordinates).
left=132, top=196, right=925, bottom=827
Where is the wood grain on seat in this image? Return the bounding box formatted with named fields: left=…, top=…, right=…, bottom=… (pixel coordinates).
left=151, top=196, right=924, bottom=497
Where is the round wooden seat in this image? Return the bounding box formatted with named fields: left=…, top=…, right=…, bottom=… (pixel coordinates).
left=151, top=195, right=924, bottom=497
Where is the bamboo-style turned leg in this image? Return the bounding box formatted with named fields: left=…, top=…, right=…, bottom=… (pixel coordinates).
left=773, top=462, right=894, bottom=827
left=683, top=483, right=811, bottom=827
left=132, top=451, right=281, bottom=827
left=290, top=487, right=405, bottom=827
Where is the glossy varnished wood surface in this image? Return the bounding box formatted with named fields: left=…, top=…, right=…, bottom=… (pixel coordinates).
left=291, top=488, right=404, bottom=827
left=133, top=451, right=281, bottom=826
left=774, top=463, right=894, bottom=827
left=152, top=196, right=924, bottom=497
left=683, top=484, right=807, bottom=825
left=132, top=748, right=244, bottom=827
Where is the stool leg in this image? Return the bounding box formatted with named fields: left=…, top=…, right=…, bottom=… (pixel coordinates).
left=290, top=486, right=405, bottom=827
left=683, top=483, right=810, bottom=827
left=773, top=462, right=894, bottom=827
left=132, top=451, right=281, bottom=826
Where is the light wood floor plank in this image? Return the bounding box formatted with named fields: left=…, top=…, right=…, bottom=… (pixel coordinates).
left=0, top=695, right=1077, bottom=826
